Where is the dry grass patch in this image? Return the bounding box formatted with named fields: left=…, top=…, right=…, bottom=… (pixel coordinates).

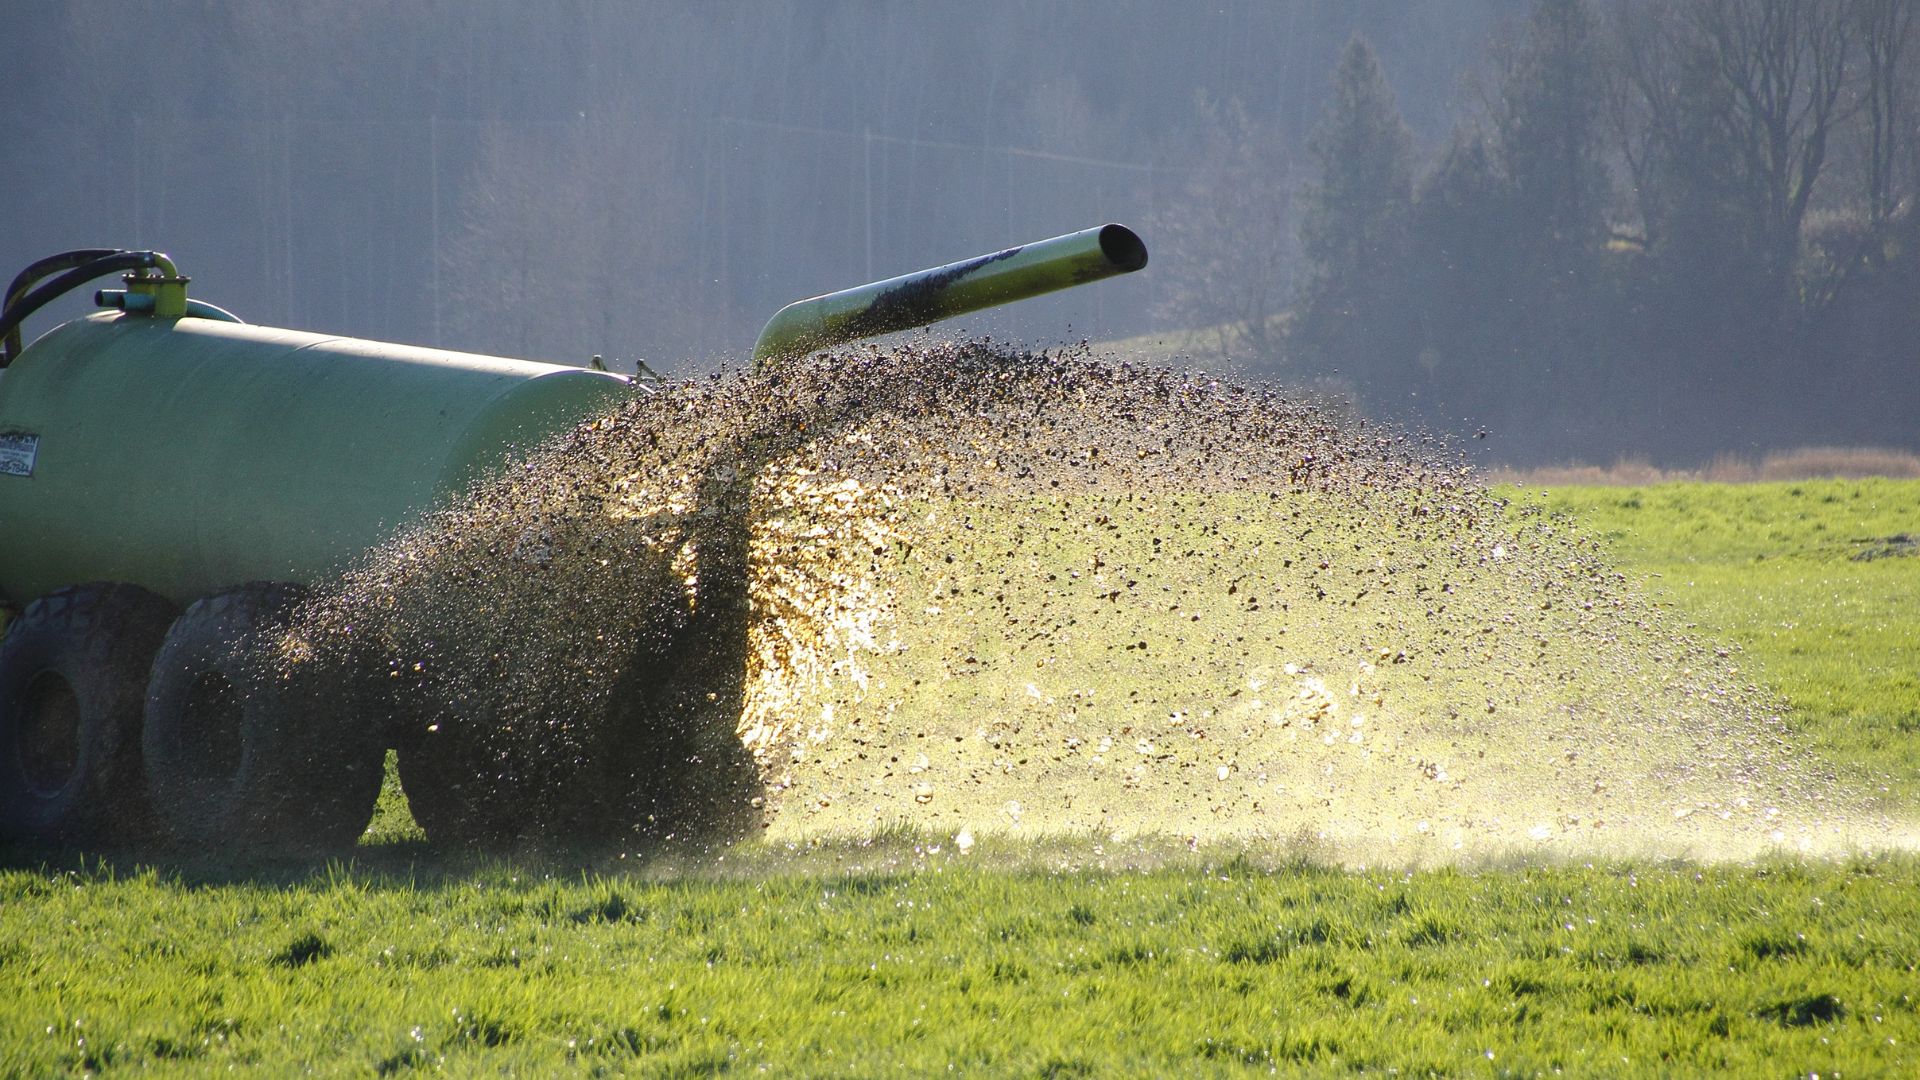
left=1490, top=446, right=1920, bottom=487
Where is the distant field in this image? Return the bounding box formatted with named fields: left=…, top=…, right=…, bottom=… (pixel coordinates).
left=1502, top=479, right=1920, bottom=806
left=3, top=479, right=1918, bottom=1076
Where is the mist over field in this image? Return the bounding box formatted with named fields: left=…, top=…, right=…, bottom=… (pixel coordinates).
left=6, top=0, right=1913, bottom=467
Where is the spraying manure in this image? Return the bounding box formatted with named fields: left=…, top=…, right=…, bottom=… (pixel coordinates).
left=296, top=341, right=1875, bottom=862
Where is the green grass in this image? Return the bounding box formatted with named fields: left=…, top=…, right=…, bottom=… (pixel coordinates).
left=3, top=849, right=1917, bottom=1076
left=4, top=479, right=1920, bottom=1076
left=1503, top=479, right=1920, bottom=803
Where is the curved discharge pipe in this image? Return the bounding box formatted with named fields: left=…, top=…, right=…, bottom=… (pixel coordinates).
left=752, top=223, right=1147, bottom=368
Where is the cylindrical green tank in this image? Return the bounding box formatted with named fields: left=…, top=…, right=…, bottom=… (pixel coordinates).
left=0, top=312, right=635, bottom=606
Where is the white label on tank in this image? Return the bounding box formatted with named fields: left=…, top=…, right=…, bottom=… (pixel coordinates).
left=0, top=432, right=38, bottom=477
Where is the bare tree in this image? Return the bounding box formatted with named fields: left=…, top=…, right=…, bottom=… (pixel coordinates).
left=1686, top=0, right=1858, bottom=296
left=1604, top=1, right=1680, bottom=245
left=1852, top=0, right=1918, bottom=226
left=1797, top=0, right=1918, bottom=311
left=1149, top=97, right=1298, bottom=369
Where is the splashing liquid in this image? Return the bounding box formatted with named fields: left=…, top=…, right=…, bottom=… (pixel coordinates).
left=297, top=343, right=1888, bottom=862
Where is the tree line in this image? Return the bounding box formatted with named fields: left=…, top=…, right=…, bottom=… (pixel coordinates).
left=3, top=2, right=1512, bottom=373
left=10, top=1, right=1905, bottom=462
left=1168, top=0, right=1919, bottom=463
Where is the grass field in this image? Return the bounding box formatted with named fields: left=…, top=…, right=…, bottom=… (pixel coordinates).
left=1503, top=479, right=1920, bottom=806
left=4, top=479, right=1918, bottom=1076
left=4, top=851, right=1917, bottom=1076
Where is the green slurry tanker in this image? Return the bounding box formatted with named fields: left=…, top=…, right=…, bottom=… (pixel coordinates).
left=0, top=226, right=1147, bottom=852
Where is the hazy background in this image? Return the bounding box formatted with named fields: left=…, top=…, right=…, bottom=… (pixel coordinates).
left=4, top=0, right=1913, bottom=466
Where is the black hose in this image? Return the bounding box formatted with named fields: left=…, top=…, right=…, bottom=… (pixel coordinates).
left=0, top=251, right=168, bottom=367
left=2, top=249, right=123, bottom=360
left=5, top=249, right=121, bottom=312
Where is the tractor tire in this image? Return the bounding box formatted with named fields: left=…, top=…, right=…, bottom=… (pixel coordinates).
left=0, top=583, right=179, bottom=846
left=142, top=582, right=384, bottom=856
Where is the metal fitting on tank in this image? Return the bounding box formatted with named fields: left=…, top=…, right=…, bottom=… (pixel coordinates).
left=119, top=267, right=191, bottom=318
left=95, top=289, right=244, bottom=324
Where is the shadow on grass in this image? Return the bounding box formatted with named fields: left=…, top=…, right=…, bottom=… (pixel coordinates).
left=0, top=822, right=1360, bottom=892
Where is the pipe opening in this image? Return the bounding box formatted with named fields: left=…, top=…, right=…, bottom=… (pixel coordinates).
left=1097, top=224, right=1149, bottom=272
